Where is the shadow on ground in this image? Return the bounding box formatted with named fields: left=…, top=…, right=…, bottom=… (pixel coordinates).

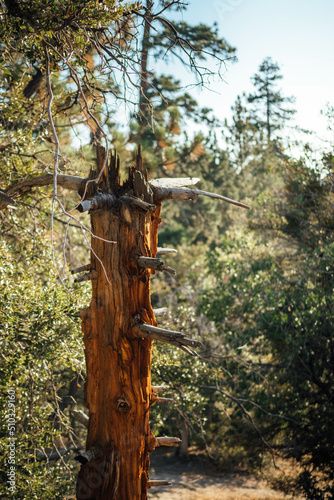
left=148, top=448, right=303, bottom=500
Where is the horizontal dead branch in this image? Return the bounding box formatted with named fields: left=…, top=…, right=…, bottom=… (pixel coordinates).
left=121, top=195, right=156, bottom=212
left=156, top=247, right=177, bottom=256
left=150, top=177, right=200, bottom=188
left=149, top=480, right=172, bottom=487
left=71, top=264, right=91, bottom=275
left=156, top=437, right=181, bottom=447
left=151, top=395, right=175, bottom=403
left=37, top=446, right=81, bottom=461
left=153, top=186, right=251, bottom=209
left=135, top=324, right=202, bottom=356
left=72, top=409, right=89, bottom=428
left=137, top=256, right=176, bottom=275
left=0, top=174, right=87, bottom=209
left=74, top=270, right=97, bottom=283
left=153, top=307, right=168, bottom=317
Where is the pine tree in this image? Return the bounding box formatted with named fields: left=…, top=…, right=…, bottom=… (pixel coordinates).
left=247, top=57, right=296, bottom=144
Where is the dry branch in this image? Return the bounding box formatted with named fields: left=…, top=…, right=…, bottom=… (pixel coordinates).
left=71, top=264, right=92, bottom=275
left=151, top=385, right=167, bottom=392
left=153, top=186, right=251, bottom=209
left=74, top=270, right=98, bottom=283
left=137, top=256, right=176, bottom=275
left=150, top=177, right=200, bottom=188
left=153, top=307, right=168, bottom=317
left=37, top=446, right=81, bottom=461
left=156, top=247, right=177, bottom=256
left=0, top=191, right=16, bottom=208
left=72, top=409, right=89, bottom=428
left=151, top=395, right=175, bottom=403
left=121, top=195, right=156, bottom=212
left=0, top=174, right=86, bottom=209
left=135, top=324, right=202, bottom=355
left=149, top=480, right=172, bottom=487
left=156, top=437, right=181, bottom=447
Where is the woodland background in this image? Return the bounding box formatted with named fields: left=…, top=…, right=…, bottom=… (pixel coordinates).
left=0, top=1, right=333, bottom=498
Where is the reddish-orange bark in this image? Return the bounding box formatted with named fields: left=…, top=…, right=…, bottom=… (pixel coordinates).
left=76, top=148, right=160, bottom=499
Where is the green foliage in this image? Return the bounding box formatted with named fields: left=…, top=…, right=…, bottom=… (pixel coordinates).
left=199, top=150, right=334, bottom=494
left=0, top=238, right=86, bottom=498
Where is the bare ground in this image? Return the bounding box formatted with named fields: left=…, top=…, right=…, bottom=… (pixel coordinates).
left=148, top=449, right=304, bottom=500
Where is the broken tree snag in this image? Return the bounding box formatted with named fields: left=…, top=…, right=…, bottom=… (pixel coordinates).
left=156, top=437, right=181, bottom=447
left=153, top=186, right=251, bottom=209
left=137, top=256, right=176, bottom=275
left=149, top=480, right=172, bottom=487
left=77, top=147, right=161, bottom=500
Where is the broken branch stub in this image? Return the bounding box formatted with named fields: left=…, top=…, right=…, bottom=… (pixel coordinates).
left=151, top=395, right=175, bottom=403
left=156, top=247, right=177, bottom=256
left=75, top=447, right=99, bottom=465
left=71, top=264, right=92, bottom=275
left=149, top=480, right=171, bottom=488
left=151, top=385, right=167, bottom=392
left=156, top=437, right=181, bottom=447
left=74, top=270, right=97, bottom=284
left=135, top=323, right=202, bottom=356
left=137, top=256, right=176, bottom=275
left=76, top=193, right=117, bottom=213
left=153, top=307, right=168, bottom=317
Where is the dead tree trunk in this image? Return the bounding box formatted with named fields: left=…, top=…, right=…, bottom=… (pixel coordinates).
left=76, top=147, right=161, bottom=499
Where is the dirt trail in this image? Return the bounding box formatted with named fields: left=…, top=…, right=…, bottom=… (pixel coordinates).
left=148, top=449, right=303, bottom=500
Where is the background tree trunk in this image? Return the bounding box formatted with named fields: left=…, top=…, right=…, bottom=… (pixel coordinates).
left=76, top=147, right=161, bottom=499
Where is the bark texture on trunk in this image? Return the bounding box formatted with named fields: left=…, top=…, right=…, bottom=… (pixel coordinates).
left=76, top=146, right=160, bottom=500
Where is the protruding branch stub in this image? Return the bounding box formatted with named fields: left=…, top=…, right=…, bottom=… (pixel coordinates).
left=135, top=323, right=202, bottom=356
left=137, top=256, right=176, bottom=275
left=155, top=437, right=181, bottom=447
left=149, top=480, right=172, bottom=488
left=75, top=445, right=101, bottom=465
left=71, top=264, right=92, bottom=275
left=74, top=270, right=98, bottom=284
left=156, top=247, right=177, bottom=256
left=151, top=395, right=175, bottom=404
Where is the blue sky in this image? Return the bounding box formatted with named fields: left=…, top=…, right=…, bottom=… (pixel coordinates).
left=171, top=0, right=334, bottom=143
